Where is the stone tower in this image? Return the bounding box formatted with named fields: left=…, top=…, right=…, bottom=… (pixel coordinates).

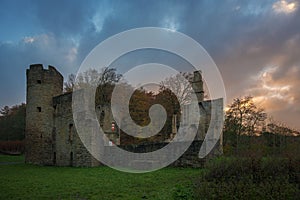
left=25, top=64, right=63, bottom=165
left=191, top=71, right=204, bottom=102
left=190, top=71, right=205, bottom=141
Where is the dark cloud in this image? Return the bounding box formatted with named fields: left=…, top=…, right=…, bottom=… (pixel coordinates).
left=0, top=34, right=77, bottom=106
left=0, top=0, right=299, bottom=129
left=29, top=0, right=97, bottom=36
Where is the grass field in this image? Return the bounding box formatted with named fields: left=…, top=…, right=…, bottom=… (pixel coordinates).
left=0, top=155, right=202, bottom=200
left=2, top=155, right=298, bottom=199
left=0, top=155, right=24, bottom=163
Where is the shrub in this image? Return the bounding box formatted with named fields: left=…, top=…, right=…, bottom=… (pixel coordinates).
left=193, top=156, right=300, bottom=199
left=204, top=157, right=255, bottom=182
left=194, top=180, right=299, bottom=199
left=172, top=184, right=194, bottom=200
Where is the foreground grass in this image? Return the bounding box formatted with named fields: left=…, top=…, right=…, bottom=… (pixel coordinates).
left=0, top=154, right=24, bottom=162
left=0, top=156, right=202, bottom=200
left=3, top=155, right=298, bottom=199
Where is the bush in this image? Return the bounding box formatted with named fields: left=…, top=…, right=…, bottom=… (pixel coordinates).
left=204, top=157, right=256, bottom=182
left=193, top=156, right=300, bottom=199
left=259, top=157, right=289, bottom=181
left=194, top=180, right=299, bottom=199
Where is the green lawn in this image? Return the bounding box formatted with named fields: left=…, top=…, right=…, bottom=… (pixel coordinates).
left=0, top=154, right=24, bottom=163
left=0, top=155, right=202, bottom=200
left=1, top=156, right=299, bottom=199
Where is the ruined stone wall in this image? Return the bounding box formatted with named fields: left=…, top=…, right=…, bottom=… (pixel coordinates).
left=199, top=98, right=224, bottom=156
left=129, top=142, right=221, bottom=168
left=25, top=64, right=63, bottom=165
left=53, top=92, right=100, bottom=167
left=96, top=104, right=119, bottom=145
left=191, top=71, right=204, bottom=102
left=104, top=140, right=222, bottom=168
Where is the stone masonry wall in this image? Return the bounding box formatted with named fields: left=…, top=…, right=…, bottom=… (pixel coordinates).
left=53, top=92, right=100, bottom=167
left=25, top=64, right=63, bottom=165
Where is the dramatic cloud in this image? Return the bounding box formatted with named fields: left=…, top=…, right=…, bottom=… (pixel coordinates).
left=248, top=64, right=300, bottom=130
left=0, top=0, right=299, bottom=129
left=273, top=0, right=298, bottom=14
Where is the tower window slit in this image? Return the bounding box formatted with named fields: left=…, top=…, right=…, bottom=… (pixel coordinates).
left=69, top=124, right=74, bottom=142
left=70, top=152, right=73, bottom=166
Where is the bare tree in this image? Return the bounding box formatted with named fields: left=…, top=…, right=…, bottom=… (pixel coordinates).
left=64, top=67, right=122, bottom=90
left=64, top=74, right=76, bottom=93
left=224, top=96, right=267, bottom=152
left=0, top=106, right=10, bottom=116
left=267, top=118, right=296, bottom=136
left=159, top=72, right=193, bottom=105
left=225, top=96, right=267, bottom=136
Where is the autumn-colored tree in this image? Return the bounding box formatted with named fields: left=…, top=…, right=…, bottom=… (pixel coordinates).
left=64, top=70, right=193, bottom=143
left=155, top=88, right=180, bottom=139
left=129, top=88, right=154, bottom=127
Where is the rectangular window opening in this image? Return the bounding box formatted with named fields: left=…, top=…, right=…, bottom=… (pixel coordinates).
left=53, top=152, right=56, bottom=165
left=70, top=152, right=73, bottom=166
left=37, top=80, right=42, bottom=84
left=69, top=124, right=74, bottom=142
left=37, top=107, right=42, bottom=112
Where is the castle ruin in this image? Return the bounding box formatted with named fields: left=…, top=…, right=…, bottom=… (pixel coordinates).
left=25, top=64, right=223, bottom=167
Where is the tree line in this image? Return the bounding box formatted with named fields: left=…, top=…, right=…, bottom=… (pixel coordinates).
left=0, top=68, right=298, bottom=146
left=223, top=96, right=299, bottom=157
left=0, top=103, right=26, bottom=141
